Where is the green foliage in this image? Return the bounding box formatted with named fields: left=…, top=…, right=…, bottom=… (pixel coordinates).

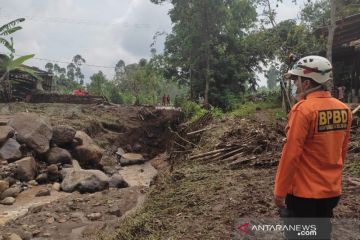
left=0, top=18, right=25, bottom=53
left=230, top=101, right=281, bottom=118
left=152, top=0, right=259, bottom=105
left=266, top=65, right=280, bottom=89
left=180, top=100, right=207, bottom=121
left=88, top=71, right=123, bottom=104
left=301, top=0, right=360, bottom=28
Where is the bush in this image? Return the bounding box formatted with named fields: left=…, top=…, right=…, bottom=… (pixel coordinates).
left=180, top=101, right=207, bottom=120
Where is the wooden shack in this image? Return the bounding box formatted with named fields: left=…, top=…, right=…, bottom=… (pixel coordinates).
left=0, top=55, right=54, bottom=101
left=316, top=13, right=360, bottom=102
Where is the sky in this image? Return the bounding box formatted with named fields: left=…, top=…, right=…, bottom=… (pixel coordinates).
left=0, top=0, right=307, bottom=86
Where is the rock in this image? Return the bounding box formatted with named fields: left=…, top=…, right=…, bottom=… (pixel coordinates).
left=0, top=180, right=9, bottom=193
left=108, top=207, right=122, bottom=217
left=14, top=157, right=37, bottom=182
left=46, top=217, right=55, bottom=224
left=46, top=147, right=72, bottom=165
left=1, top=186, right=21, bottom=200
left=5, top=233, right=22, bottom=240
left=0, top=126, right=15, bottom=145
left=8, top=112, right=53, bottom=153
left=74, top=131, right=94, bottom=145
left=132, top=143, right=142, bottom=152
left=35, top=173, right=48, bottom=184
left=102, top=166, right=117, bottom=175
left=57, top=217, right=67, bottom=223
left=52, top=125, right=76, bottom=145
left=0, top=138, right=22, bottom=162
left=72, top=159, right=82, bottom=170
left=29, top=205, right=43, bottom=214
left=47, top=164, right=58, bottom=174
left=115, top=147, right=125, bottom=157
left=28, top=180, right=38, bottom=186
left=75, top=144, right=103, bottom=168
left=35, top=189, right=51, bottom=197
left=86, top=212, right=102, bottom=221
left=120, top=153, right=145, bottom=166
left=0, top=197, right=15, bottom=205
left=4, top=177, right=16, bottom=187
left=109, top=174, right=128, bottom=188
left=52, top=183, right=60, bottom=191
left=61, top=169, right=110, bottom=193
left=47, top=164, right=60, bottom=182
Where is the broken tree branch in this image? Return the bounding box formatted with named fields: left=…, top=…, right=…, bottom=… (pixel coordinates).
left=352, top=105, right=360, bottom=115
left=187, top=127, right=213, bottom=136
left=189, top=147, right=236, bottom=160
left=169, top=126, right=201, bottom=149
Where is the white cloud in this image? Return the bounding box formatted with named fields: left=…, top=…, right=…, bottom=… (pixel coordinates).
left=0, top=0, right=305, bottom=86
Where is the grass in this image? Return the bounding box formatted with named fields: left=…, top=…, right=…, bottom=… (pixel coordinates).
left=97, top=161, right=241, bottom=240
left=228, top=101, right=282, bottom=118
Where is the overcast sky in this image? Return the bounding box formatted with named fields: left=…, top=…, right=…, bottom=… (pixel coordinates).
left=0, top=0, right=306, bottom=86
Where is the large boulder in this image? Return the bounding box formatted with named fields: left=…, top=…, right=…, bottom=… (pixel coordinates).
left=0, top=138, right=22, bottom=162
left=75, top=144, right=103, bottom=168
left=8, top=113, right=53, bottom=153
left=14, top=157, right=37, bottom=182
left=0, top=125, right=15, bottom=145
left=0, top=180, right=9, bottom=193
left=60, top=169, right=110, bottom=193
left=52, top=125, right=76, bottom=146
left=0, top=186, right=21, bottom=200
left=74, top=131, right=94, bottom=146
left=46, top=147, right=72, bottom=164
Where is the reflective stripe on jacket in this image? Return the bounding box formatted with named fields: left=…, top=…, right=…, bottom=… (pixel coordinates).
left=274, top=91, right=352, bottom=198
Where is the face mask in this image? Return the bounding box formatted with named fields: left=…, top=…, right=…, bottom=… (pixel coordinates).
left=290, top=80, right=303, bottom=101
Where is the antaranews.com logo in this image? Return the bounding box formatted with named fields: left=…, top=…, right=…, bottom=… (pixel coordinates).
left=233, top=218, right=360, bottom=240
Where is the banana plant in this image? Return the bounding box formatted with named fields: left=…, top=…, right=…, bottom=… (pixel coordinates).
left=0, top=18, right=25, bottom=54
left=0, top=18, right=41, bottom=102
left=0, top=54, right=41, bottom=102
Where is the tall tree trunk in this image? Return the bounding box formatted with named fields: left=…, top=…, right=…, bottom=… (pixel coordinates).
left=204, top=49, right=210, bottom=106
left=327, top=0, right=337, bottom=63
left=203, top=4, right=210, bottom=106
left=326, top=0, right=337, bottom=90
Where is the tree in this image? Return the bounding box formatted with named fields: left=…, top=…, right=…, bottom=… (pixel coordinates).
left=45, top=62, right=54, bottom=73
left=266, top=65, right=280, bottom=89
left=73, top=55, right=86, bottom=84
left=88, top=71, right=107, bottom=96
left=66, top=55, right=85, bottom=84
left=151, top=0, right=259, bottom=107
left=114, top=59, right=126, bottom=84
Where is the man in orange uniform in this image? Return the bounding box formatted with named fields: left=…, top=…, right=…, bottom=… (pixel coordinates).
left=274, top=56, right=352, bottom=239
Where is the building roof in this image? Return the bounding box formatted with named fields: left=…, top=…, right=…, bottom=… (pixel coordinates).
left=315, top=13, right=360, bottom=48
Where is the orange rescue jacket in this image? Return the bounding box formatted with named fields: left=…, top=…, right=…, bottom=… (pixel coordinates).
left=274, top=91, right=352, bottom=199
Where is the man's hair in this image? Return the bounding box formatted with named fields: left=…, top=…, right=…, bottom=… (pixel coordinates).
left=300, top=76, right=322, bottom=88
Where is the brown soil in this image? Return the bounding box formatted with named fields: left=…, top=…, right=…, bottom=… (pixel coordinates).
left=100, top=110, right=360, bottom=240
left=0, top=103, right=182, bottom=240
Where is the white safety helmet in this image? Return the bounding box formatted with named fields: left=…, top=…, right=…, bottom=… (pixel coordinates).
left=284, top=55, right=332, bottom=84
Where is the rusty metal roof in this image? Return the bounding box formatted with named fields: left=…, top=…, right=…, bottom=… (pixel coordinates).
left=315, top=13, right=360, bottom=48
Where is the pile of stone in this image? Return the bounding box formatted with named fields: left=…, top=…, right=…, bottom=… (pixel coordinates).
left=0, top=112, right=127, bottom=206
